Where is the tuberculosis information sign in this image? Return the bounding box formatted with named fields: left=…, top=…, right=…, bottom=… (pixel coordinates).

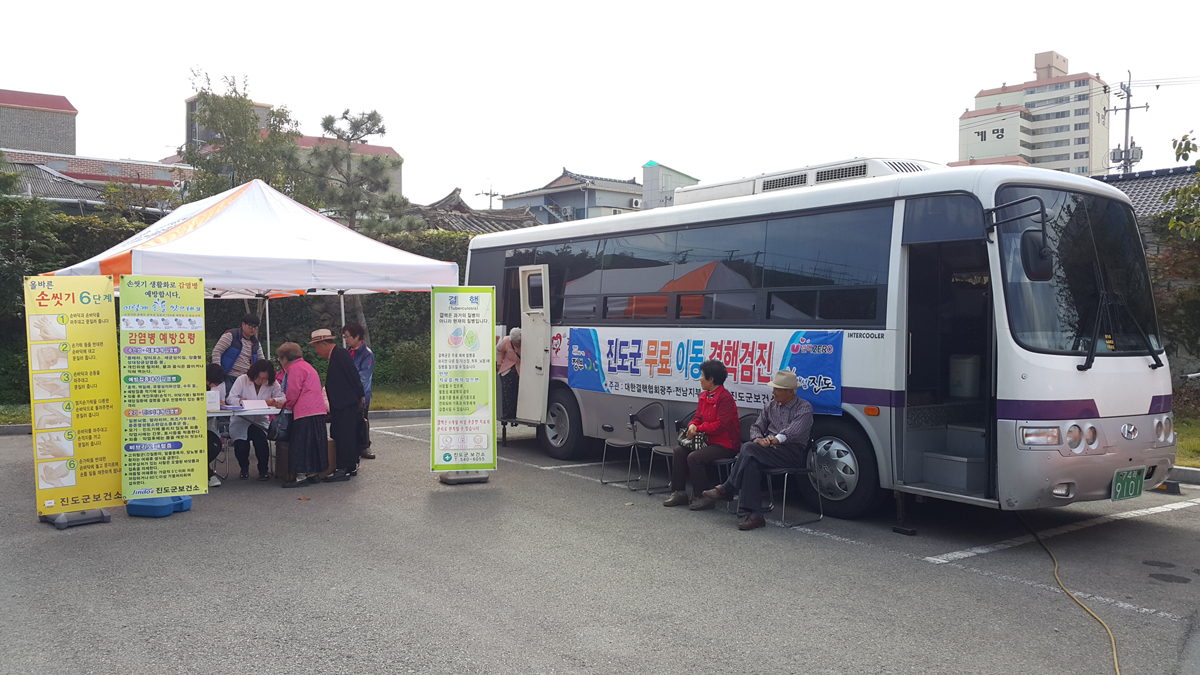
left=25, top=276, right=122, bottom=516
left=430, top=286, right=496, bottom=472
left=118, top=276, right=207, bottom=497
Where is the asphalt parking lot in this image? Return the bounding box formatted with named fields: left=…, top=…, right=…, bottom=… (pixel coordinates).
left=2, top=420, right=1198, bottom=675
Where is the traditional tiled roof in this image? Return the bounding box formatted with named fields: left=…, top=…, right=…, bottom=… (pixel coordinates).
left=0, top=161, right=102, bottom=201
left=410, top=188, right=539, bottom=234
left=504, top=167, right=642, bottom=199
left=0, top=89, right=77, bottom=114
left=1093, top=165, right=1199, bottom=218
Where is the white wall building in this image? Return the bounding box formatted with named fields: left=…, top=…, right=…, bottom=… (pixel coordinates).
left=952, top=52, right=1109, bottom=176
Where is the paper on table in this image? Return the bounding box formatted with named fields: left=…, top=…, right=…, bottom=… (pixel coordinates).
left=241, top=399, right=269, bottom=410
left=206, top=389, right=222, bottom=412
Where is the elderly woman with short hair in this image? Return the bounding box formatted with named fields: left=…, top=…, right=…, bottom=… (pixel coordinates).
left=275, top=342, right=327, bottom=488
left=496, top=327, right=522, bottom=420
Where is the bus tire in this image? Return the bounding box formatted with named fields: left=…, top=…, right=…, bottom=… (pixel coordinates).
left=796, top=418, right=886, bottom=519
left=538, top=388, right=585, bottom=460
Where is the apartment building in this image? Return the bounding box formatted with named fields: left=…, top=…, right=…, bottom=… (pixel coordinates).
left=952, top=52, right=1110, bottom=176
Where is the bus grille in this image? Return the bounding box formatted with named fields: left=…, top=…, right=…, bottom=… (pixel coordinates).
left=762, top=173, right=808, bottom=191
left=884, top=160, right=927, bottom=173
left=815, top=163, right=868, bottom=183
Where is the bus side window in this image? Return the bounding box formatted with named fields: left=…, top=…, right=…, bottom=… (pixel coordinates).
left=902, top=194, right=986, bottom=244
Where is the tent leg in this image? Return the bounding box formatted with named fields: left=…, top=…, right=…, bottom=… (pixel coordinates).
left=339, top=293, right=346, bottom=347
left=265, top=298, right=271, bottom=359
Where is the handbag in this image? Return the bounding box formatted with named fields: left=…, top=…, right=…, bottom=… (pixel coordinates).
left=267, top=370, right=291, bottom=441
left=678, top=428, right=709, bottom=450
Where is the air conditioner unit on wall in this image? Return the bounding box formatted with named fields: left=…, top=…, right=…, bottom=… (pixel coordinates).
left=630, top=198, right=642, bottom=208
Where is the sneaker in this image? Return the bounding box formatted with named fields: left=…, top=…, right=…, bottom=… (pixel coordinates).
left=662, top=491, right=690, bottom=507
left=322, top=469, right=351, bottom=482
left=208, top=475, right=221, bottom=488
left=257, top=473, right=270, bottom=482
left=239, top=469, right=249, bottom=480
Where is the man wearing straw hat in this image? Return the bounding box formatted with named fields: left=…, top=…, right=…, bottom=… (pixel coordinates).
left=310, top=328, right=365, bottom=482
left=703, top=369, right=813, bottom=531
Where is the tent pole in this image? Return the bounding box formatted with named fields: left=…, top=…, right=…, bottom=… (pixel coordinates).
left=265, top=298, right=271, bottom=359
left=339, top=292, right=346, bottom=347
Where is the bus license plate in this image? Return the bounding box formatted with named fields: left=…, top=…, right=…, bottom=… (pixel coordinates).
left=1112, top=467, right=1145, bottom=501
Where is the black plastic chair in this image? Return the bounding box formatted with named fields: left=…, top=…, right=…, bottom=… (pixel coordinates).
left=600, top=402, right=667, bottom=491
left=764, top=437, right=823, bottom=527
left=645, top=409, right=697, bottom=496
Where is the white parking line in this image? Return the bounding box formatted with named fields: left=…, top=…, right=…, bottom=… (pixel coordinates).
left=924, top=497, right=1200, bottom=565
left=373, top=428, right=429, bottom=443
left=539, top=461, right=605, bottom=470
left=372, top=423, right=431, bottom=430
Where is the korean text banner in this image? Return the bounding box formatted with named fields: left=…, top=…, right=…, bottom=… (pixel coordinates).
left=431, top=286, right=496, bottom=471
left=25, top=276, right=123, bottom=516
left=562, top=328, right=843, bottom=415
left=119, top=276, right=207, bottom=498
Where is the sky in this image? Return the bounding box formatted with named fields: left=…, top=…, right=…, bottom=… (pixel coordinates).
left=5, top=1, right=1196, bottom=210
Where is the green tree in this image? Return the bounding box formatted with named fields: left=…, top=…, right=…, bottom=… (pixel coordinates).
left=302, top=110, right=415, bottom=343
left=177, top=72, right=315, bottom=205
left=1148, top=132, right=1200, bottom=357
left=98, top=179, right=182, bottom=223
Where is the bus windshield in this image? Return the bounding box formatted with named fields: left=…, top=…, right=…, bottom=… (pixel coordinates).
left=995, top=186, right=1160, bottom=355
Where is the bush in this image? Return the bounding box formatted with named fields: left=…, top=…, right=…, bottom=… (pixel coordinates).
left=391, top=336, right=431, bottom=385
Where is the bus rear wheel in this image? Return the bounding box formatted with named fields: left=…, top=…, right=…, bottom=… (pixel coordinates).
left=538, top=388, right=585, bottom=460
left=796, top=418, right=885, bottom=519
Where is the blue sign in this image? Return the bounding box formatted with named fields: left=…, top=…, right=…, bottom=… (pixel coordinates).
left=567, top=328, right=607, bottom=393
left=778, top=331, right=843, bottom=416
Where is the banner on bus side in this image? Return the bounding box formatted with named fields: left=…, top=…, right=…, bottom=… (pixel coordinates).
left=564, top=328, right=843, bottom=415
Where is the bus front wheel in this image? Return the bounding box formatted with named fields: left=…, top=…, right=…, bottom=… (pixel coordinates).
left=538, top=388, right=585, bottom=460
left=797, top=418, right=885, bottom=519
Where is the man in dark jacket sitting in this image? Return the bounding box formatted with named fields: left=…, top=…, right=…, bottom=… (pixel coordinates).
left=310, top=328, right=365, bottom=482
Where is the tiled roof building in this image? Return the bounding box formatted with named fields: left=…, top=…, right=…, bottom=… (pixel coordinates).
left=410, top=188, right=539, bottom=234
left=502, top=168, right=643, bottom=224
left=1094, top=165, right=1199, bottom=256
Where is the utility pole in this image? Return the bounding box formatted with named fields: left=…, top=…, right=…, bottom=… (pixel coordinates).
left=476, top=186, right=501, bottom=210
left=1107, top=71, right=1150, bottom=173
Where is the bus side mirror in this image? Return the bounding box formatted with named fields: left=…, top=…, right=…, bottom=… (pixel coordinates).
left=1020, top=229, right=1053, bottom=282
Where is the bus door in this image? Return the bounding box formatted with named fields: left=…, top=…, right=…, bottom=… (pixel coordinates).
left=899, top=197, right=996, bottom=502
left=516, top=264, right=551, bottom=423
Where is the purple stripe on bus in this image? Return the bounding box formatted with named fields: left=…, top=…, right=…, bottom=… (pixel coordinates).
left=842, top=387, right=905, bottom=408
left=1148, top=395, right=1172, bottom=414
left=550, top=364, right=568, bottom=379
left=995, top=399, right=1099, bottom=420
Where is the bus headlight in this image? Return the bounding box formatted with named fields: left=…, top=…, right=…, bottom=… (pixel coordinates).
left=1066, top=425, right=1083, bottom=453
left=1156, top=419, right=1165, bottom=441
left=1084, top=425, right=1098, bottom=448
left=1021, top=427, right=1061, bottom=445
left=1165, top=415, right=1174, bottom=443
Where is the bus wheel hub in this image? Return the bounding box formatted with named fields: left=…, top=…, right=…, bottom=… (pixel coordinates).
left=809, top=437, right=859, bottom=501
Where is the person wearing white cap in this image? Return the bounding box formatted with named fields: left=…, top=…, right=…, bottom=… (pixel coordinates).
left=702, top=369, right=813, bottom=531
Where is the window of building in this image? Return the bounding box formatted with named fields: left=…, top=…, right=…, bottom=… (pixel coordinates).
left=1075, top=93, right=1090, bottom=101
left=1030, top=154, right=1070, bottom=164
left=1075, top=79, right=1090, bottom=88
left=1020, top=141, right=1034, bottom=150
left=1074, top=122, right=1090, bottom=131
left=1031, top=111, right=1070, bottom=122
left=661, top=175, right=671, bottom=192
left=48, top=160, right=68, bottom=172
left=102, top=165, right=122, bottom=176
left=1074, top=151, right=1090, bottom=160
left=1031, top=140, right=1072, bottom=150
left=1031, top=125, right=1070, bottom=135
left=1026, top=96, right=1071, bottom=109
left=153, top=169, right=171, bottom=180
left=1075, top=108, right=1089, bottom=116
left=1020, top=126, right=1032, bottom=136
left=1073, top=166, right=1090, bottom=174
left=1025, top=83, right=1072, bottom=95
left=1075, top=137, right=1089, bottom=145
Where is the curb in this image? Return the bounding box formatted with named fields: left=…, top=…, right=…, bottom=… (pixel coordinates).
left=1170, top=465, right=1200, bottom=486
left=0, top=409, right=431, bottom=437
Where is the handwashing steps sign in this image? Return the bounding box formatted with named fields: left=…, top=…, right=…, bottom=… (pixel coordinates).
left=430, top=286, right=496, bottom=472
left=25, top=275, right=122, bottom=516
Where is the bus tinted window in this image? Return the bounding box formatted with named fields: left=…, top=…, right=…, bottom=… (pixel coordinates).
left=678, top=292, right=758, bottom=320
left=762, top=206, right=892, bottom=287
left=506, top=247, right=536, bottom=267
left=605, top=295, right=669, bottom=320
left=673, top=222, right=766, bottom=290
left=600, top=232, right=677, bottom=294
left=539, top=241, right=604, bottom=322
left=902, top=194, right=985, bottom=244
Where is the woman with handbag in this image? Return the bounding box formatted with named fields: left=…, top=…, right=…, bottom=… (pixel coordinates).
left=225, top=359, right=285, bottom=481
left=275, top=342, right=328, bottom=488
left=663, top=359, right=741, bottom=510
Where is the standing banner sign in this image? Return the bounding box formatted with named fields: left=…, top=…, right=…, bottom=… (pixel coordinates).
left=118, top=276, right=207, bottom=497
left=25, top=276, right=123, bottom=516
left=430, top=286, right=496, bottom=471
left=564, top=327, right=844, bottom=415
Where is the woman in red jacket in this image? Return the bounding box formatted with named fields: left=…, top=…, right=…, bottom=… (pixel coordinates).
left=663, top=359, right=741, bottom=510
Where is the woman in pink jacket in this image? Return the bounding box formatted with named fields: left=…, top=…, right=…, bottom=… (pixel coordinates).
left=276, top=342, right=328, bottom=488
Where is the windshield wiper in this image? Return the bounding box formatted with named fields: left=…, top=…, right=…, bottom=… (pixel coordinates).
left=1077, top=262, right=1163, bottom=371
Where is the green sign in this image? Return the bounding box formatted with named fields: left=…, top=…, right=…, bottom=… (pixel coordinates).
left=431, top=286, right=496, bottom=471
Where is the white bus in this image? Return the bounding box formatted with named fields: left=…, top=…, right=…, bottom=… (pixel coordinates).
left=466, top=158, right=1177, bottom=518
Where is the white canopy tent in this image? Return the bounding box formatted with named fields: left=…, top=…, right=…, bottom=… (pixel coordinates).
left=51, top=178, right=459, bottom=353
